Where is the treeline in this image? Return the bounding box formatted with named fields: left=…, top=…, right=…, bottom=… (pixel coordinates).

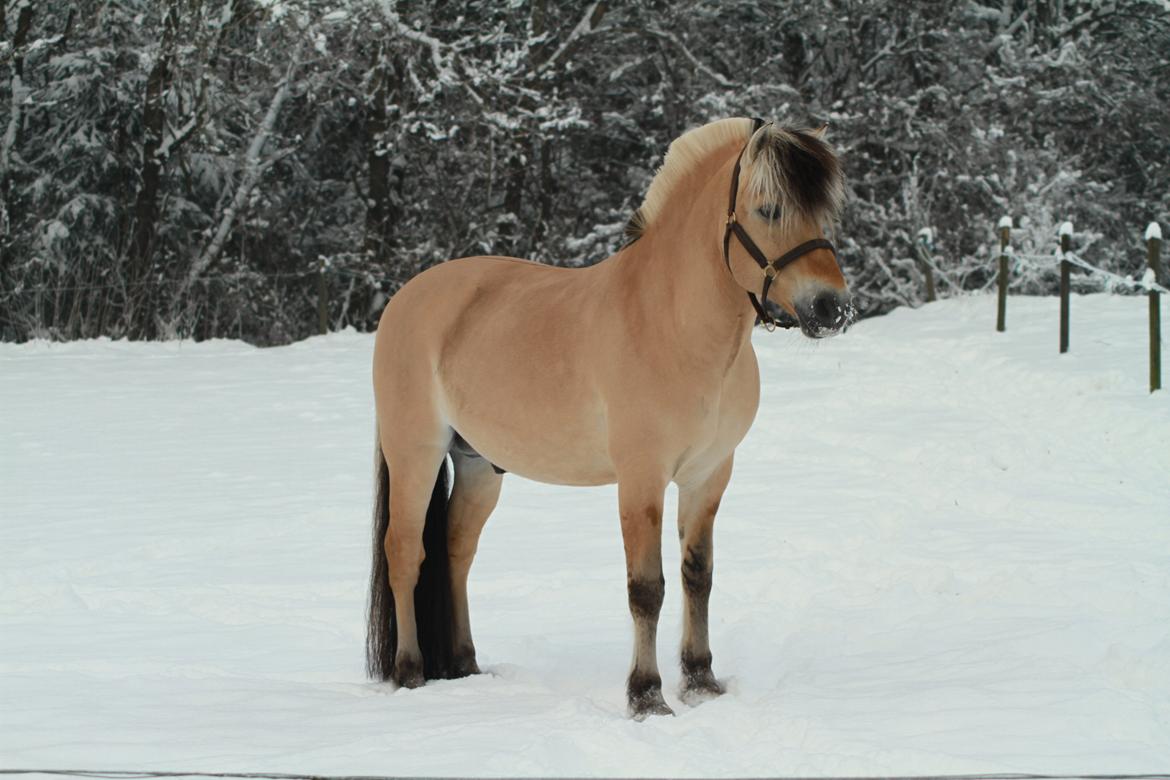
left=1, top=0, right=1167, bottom=343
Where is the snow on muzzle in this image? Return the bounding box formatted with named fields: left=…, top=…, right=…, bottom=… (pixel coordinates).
left=795, top=289, right=855, bottom=339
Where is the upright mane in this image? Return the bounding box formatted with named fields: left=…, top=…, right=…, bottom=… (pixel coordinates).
left=624, top=118, right=844, bottom=243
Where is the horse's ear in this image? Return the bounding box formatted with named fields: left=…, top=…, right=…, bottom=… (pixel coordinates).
left=746, top=121, right=774, bottom=162
left=808, top=123, right=829, bottom=139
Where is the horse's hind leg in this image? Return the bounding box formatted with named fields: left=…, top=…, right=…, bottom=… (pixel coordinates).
left=676, top=456, right=733, bottom=704
left=447, top=450, right=503, bottom=677
left=383, top=438, right=451, bottom=687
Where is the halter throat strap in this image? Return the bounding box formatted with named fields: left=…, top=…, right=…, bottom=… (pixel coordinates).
left=721, top=121, right=837, bottom=331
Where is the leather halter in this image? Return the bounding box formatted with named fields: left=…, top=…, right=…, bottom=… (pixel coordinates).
left=722, top=120, right=837, bottom=331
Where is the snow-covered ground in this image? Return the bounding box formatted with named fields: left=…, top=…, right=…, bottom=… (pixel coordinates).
left=2, top=294, right=1168, bottom=777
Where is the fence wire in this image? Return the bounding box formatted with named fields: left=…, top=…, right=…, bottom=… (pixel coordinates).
left=1003, top=249, right=1168, bottom=295
left=3, top=246, right=1162, bottom=304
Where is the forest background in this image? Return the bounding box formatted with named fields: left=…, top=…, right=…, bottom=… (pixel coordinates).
left=1, top=0, right=1167, bottom=344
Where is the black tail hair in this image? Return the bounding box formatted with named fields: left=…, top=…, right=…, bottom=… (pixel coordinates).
left=366, top=443, right=455, bottom=681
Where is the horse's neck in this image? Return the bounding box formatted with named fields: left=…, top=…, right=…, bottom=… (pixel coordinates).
left=615, top=151, right=756, bottom=368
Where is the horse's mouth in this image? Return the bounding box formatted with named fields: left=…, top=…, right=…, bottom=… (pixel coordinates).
left=798, top=319, right=847, bottom=339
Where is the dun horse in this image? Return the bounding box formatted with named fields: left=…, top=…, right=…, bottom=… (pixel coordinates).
left=367, top=117, right=851, bottom=718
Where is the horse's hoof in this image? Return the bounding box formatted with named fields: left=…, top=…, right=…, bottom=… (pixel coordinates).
left=628, top=689, right=675, bottom=720
left=393, top=657, right=425, bottom=689
left=450, top=652, right=481, bottom=678
left=630, top=698, right=675, bottom=720
left=680, top=654, right=725, bottom=705
left=680, top=674, right=726, bottom=706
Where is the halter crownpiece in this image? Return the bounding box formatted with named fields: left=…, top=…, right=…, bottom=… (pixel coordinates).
left=722, top=118, right=838, bottom=331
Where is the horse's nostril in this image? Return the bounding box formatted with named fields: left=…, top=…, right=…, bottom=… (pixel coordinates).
left=813, top=292, right=837, bottom=322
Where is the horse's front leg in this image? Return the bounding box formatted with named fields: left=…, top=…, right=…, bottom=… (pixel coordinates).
left=677, top=455, right=733, bottom=704
left=617, top=473, right=673, bottom=719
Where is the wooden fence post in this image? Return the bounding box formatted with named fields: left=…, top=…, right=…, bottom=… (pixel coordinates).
left=916, top=228, right=937, bottom=303
left=1059, top=221, right=1072, bottom=354
left=317, top=258, right=329, bottom=335
left=997, top=216, right=1012, bottom=332
left=1149, top=222, right=1162, bottom=393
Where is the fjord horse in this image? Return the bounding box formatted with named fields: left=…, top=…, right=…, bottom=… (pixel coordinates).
left=368, top=117, right=851, bottom=718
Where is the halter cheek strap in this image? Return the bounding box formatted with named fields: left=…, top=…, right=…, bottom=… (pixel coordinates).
left=722, top=120, right=837, bottom=331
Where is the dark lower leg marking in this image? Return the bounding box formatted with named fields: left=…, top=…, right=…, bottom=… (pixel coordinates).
left=628, top=575, right=665, bottom=619
left=680, top=543, right=723, bottom=701
left=681, top=547, right=711, bottom=599
left=681, top=649, right=721, bottom=690
left=681, top=545, right=713, bottom=646
left=681, top=648, right=712, bottom=674
left=626, top=574, right=671, bottom=716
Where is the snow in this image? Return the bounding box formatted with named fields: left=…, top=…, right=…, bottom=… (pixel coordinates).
left=1059, top=220, right=1073, bottom=237
left=2, top=294, right=1169, bottom=777
left=1148, top=222, right=1162, bottom=242
left=997, top=215, right=1013, bottom=229
left=965, top=4, right=1005, bottom=23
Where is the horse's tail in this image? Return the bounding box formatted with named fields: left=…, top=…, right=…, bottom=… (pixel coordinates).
left=366, top=431, right=395, bottom=680
left=366, top=428, right=455, bottom=681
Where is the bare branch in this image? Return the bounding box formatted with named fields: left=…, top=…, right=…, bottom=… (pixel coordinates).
left=186, top=47, right=302, bottom=289
left=644, top=26, right=735, bottom=88
left=538, top=1, right=607, bottom=74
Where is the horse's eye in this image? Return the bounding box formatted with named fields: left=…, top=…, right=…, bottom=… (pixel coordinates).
left=757, top=205, right=782, bottom=222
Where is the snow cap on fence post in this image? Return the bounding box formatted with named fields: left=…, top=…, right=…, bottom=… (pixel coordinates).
left=1147, top=222, right=1162, bottom=242
left=1059, top=221, right=1074, bottom=239
left=998, top=216, right=1013, bottom=230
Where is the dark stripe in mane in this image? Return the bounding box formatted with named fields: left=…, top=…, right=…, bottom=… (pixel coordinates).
left=624, top=208, right=647, bottom=244
left=750, top=127, right=843, bottom=223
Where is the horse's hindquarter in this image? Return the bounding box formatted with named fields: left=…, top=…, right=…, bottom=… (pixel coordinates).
left=379, top=256, right=616, bottom=486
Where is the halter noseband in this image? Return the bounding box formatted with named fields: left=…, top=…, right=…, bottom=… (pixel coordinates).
left=722, top=119, right=837, bottom=331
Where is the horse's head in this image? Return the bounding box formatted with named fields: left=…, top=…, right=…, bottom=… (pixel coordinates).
left=725, top=122, right=851, bottom=338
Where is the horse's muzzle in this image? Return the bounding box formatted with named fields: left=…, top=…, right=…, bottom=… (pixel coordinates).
left=796, top=289, right=854, bottom=339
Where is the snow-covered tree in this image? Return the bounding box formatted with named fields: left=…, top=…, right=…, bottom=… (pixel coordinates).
left=1, top=0, right=1167, bottom=342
